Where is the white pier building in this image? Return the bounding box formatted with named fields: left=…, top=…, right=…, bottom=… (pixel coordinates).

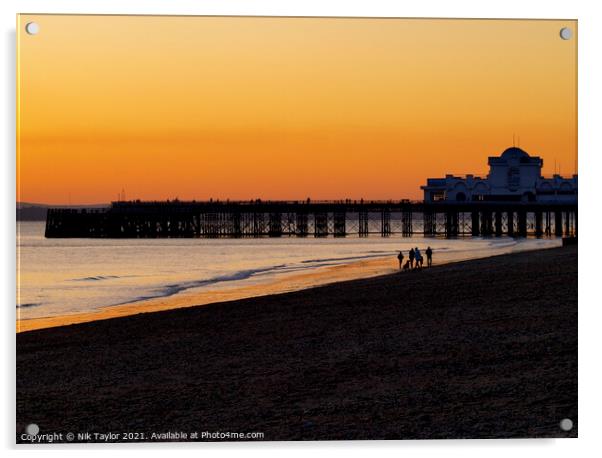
left=421, top=147, right=577, bottom=204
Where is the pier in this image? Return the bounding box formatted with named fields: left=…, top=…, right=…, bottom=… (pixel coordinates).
left=45, top=200, right=577, bottom=238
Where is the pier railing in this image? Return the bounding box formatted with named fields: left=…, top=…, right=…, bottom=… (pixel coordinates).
left=45, top=200, right=578, bottom=238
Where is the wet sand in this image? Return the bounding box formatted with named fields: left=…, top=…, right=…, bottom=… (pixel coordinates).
left=16, top=246, right=577, bottom=441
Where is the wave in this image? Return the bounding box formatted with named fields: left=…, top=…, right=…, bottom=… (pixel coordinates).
left=71, top=274, right=144, bottom=282
left=16, top=302, right=42, bottom=309
left=112, top=266, right=287, bottom=307
left=300, top=252, right=393, bottom=264
left=72, top=275, right=122, bottom=282
left=103, top=252, right=394, bottom=308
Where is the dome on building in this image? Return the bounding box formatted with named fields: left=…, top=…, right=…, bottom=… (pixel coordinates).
left=500, top=146, right=530, bottom=160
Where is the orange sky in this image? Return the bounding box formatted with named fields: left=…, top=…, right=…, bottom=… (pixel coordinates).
left=17, top=15, right=577, bottom=204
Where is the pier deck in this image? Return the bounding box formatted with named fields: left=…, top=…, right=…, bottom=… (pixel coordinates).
left=45, top=200, right=577, bottom=238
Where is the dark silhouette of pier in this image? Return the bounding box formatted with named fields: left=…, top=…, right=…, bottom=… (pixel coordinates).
left=44, top=200, right=577, bottom=239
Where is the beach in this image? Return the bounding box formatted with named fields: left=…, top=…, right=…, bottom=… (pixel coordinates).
left=16, top=246, right=577, bottom=441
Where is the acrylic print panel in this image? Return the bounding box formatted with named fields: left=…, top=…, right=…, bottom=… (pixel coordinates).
left=16, top=15, right=577, bottom=443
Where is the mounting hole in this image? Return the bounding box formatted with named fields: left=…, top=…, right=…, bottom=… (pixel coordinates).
left=559, top=27, right=572, bottom=40
left=25, top=423, right=39, bottom=435
left=25, top=22, right=40, bottom=35
left=559, top=418, right=573, bottom=431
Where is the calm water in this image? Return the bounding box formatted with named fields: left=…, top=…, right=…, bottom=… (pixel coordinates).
left=17, top=221, right=561, bottom=320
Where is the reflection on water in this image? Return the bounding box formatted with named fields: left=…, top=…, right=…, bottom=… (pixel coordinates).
left=17, top=221, right=561, bottom=322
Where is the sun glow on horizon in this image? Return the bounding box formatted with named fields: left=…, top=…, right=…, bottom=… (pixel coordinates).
left=17, top=15, right=577, bottom=205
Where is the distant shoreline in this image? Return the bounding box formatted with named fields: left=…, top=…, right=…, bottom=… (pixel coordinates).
left=17, top=203, right=109, bottom=221
left=17, top=246, right=577, bottom=440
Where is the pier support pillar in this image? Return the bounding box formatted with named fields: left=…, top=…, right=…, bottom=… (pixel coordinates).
left=481, top=211, right=493, bottom=236
left=401, top=210, right=412, bottom=237
left=534, top=211, right=543, bottom=237
left=268, top=212, right=282, bottom=237
left=296, top=212, right=308, bottom=237
left=423, top=211, right=434, bottom=236
left=334, top=211, right=346, bottom=237
left=253, top=212, right=265, bottom=237
left=381, top=209, right=391, bottom=237
left=495, top=212, right=503, bottom=236
left=471, top=211, right=480, bottom=236
left=555, top=211, right=563, bottom=237
left=314, top=212, right=328, bottom=237
left=230, top=213, right=240, bottom=237
left=517, top=211, right=527, bottom=237
left=445, top=211, right=458, bottom=238
left=507, top=211, right=514, bottom=237
left=359, top=211, right=369, bottom=237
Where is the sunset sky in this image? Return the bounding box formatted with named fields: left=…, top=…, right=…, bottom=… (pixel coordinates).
left=17, top=15, right=577, bottom=204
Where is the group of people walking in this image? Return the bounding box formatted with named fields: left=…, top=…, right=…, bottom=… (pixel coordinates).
left=397, top=246, right=433, bottom=271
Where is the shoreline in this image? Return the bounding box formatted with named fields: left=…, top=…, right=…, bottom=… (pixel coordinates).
left=17, top=243, right=560, bottom=333
left=16, top=254, right=395, bottom=332
left=17, top=246, right=577, bottom=440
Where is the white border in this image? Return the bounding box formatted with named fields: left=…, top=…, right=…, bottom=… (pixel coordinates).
left=3, top=1, right=601, bottom=457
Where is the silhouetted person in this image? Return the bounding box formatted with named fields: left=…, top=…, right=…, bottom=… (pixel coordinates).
left=425, top=246, right=433, bottom=267
left=414, top=247, right=423, bottom=269
left=397, top=251, right=404, bottom=270
left=409, top=248, right=415, bottom=268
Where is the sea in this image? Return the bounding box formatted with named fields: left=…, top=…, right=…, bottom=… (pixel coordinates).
left=17, top=221, right=561, bottom=322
